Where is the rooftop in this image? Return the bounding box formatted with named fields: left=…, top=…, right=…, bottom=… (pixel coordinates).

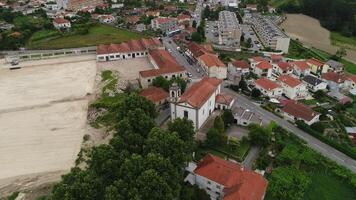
left=278, top=75, right=302, bottom=87
left=291, top=61, right=310, bottom=71
left=255, top=78, right=280, bottom=91
left=282, top=100, right=319, bottom=121
left=139, top=86, right=169, bottom=103
left=321, top=72, right=346, bottom=84
left=256, top=61, right=272, bottom=70
left=96, top=38, right=162, bottom=55
left=231, top=60, right=250, bottom=69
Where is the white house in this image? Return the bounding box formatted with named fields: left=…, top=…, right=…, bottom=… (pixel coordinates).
left=277, top=75, right=308, bottom=100
left=273, top=62, right=293, bottom=76
left=321, top=71, right=347, bottom=90
left=233, top=106, right=263, bottom=126
left=170, top=77, right=223, bottom=130
left=53, top=18, right=71, bottom=29
left=282, top=100, right=320, bottom=125
left=253, top=61, right=273, bottom=78
left=228, top=60, right=250, bottom=76
left=185, top=154, right=268, bottom=200
left=302, top=75, right=327, bottom=92
left=255, top=78, right=283, bottom=98
left=248, top=56, right=268, bottom=69
left=215, top=93, right=235, bottom=110
left=290, top=61, right=311, bottom=77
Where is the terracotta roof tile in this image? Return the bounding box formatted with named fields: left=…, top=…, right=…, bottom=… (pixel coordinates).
left=96, top=38, right=162, bottom=55
left=179, top=77, right=222, bottom=108
left=255, top=78, right=280, bottom=91
left=282, top=100, right=320, bottom=121
left=216, top=93, right=234, bottom=105
left=250, top=56, right=267, bottom=63
left=231, top=60, right=250, bottom=69
left=277, top=62, right=293, bottom=71
left=321, top=72, right=346, bottom=84
left=278, top=75, right=302, bottom=87
left=53, top=18, right=70, bottom=24
left=195, top=154, right=268, bottom=200
left=291, top=61, right=310, bottom=71
left=271, top=54, right=283, bottom=62
left=198, top=53, right=226, bottom=68
left=139, top=86, right=169, bottom=103
left=139, top=49, right=185, bottom=78
left=307, top=58, right=325, bottom=67
left=256, top=61, right=272, bottom=70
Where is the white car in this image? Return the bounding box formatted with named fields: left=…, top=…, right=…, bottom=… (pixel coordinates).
left=187, top=72, right=193, bottom=77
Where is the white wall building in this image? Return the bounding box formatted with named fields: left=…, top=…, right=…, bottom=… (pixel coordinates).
left=278, top=75, right=308, bottom=100
left=53, top=18, right=71, bottom=29
left=255, top=78, right=283, bottom=98
left=170, top=78, right=223, bottom=130
left=302, top=75, right=327, bottom=92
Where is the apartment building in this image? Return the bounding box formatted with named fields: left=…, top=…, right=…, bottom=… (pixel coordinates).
left=218, top=11, right=242, bottom=47
left=56, top=0, right=103, bottom=11
left=151, top=17, right=180, bottom=35
left=249, top=14, right=290, bottom=53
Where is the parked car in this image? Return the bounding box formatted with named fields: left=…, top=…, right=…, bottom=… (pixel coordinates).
left=187, top=72, right=193, bottom=77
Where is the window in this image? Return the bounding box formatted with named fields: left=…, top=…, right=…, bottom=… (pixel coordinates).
left=184, top=110, right=188, bottom=118
left=165, top=76, right=168, bottom=78
left=141, top=52, right=144, bottom=55
left=216, top=185, right=221, bottom=189
left=207, top=181, right=211, bottom=185
left=128, top=53, right=131, bottom=56
left=110, top=55, right=114, bottom=58
left=148, top=79, right=151, bottom=82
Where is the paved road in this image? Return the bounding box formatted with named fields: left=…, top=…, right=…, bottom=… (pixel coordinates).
left=193, top=0, right=203, bottom=26
left=222, top=87, right=356, bottom=172
left=161, top=37, right=206, bottom=79
left=243, top=147, right=260, bottom=169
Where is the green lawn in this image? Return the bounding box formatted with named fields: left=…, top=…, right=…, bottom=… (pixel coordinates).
left=303, top=170, right=356, bottom=200
left=27, top=24, right=145, bottom=49
left=331, top=32, right=356, bottom=50
left=299, top=99, right=318, bottom=106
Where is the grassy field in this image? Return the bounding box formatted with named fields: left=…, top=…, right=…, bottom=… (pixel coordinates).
left=303, top=170, right=356, bottom=200
left=331, top=32, right=356, bottom=50
left=27, top=24, right=145, bottom=49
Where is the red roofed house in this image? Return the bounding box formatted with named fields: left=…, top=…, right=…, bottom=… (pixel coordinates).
left=290, top=61, right=311, bottom=77
left=139, top=49, right=186, bottom=88
left=277, top=75, right=308, bottom=99
left=185, top=154, right=268, bottom=200
left=255, top=78, right=283, bottom=98
left=53, top=18, right=71, bottom=29
left=170, top=77, right=224, bottom=130
left=187, top=42, right=227, bottom=79
left=139, top=86, right=169, bottom=109
left=228, top=60, right=250, bottom=76
left=215, top=93, right=235, bottom=110
left=321, top=71, right=347, bottom=90
left=345, top=75, right=356, bottom=93
left=273, top=62, right=293, bottom=76
left=282, top=100, right=320, bottom=125
left=253, top=61, right=273, bottom=78
left=96, top=38, right=163, bottom=62
left=307, top=58, right=327, bottom=75
left=270, top=54, right=283, bottom=63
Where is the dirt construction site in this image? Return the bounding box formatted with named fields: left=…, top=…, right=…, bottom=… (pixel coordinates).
left=0, top=54, right=154, bottom=198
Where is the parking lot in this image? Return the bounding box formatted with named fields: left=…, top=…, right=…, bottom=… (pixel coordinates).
left=205, top=21, right=219, bottom=44
left=240, top=24, right=262, bottom=52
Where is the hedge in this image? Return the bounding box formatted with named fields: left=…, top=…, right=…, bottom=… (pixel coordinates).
left=296, top=121, right=356, bottom=160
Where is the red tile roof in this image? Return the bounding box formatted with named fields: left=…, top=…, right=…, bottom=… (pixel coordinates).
left=53, top=18, right=70, bottom=24
left=250, top=56, right=267, bottom=63
left=291, top=61, right=310, bottom=71
left=256, top=61, right=272, bottom=70
left=231, top=60, right=250, bottom=69
left=177, top=14, right=191, bottom=21
left=154, top=17, right=176, bottom=24
left=216, top=93, right=234, bottom=105
left=139, top=86, right=169, bottom=103
left=255, top=78, right=280, bottom=91
left=282, top=100, right=320, bottom=121
left=96, top=38, right=162, bottom=55
left=187, top=42, right=214, bottom=58
left=321, top=72, right=346, bottom=84
left=271, top=54, right=283, bottom=62
left=278, top=75, right=302, bottom=87
left=195, top=154, right=268, bottom=200
left=347, top=75, right=356, bottom=83
left=179, top=77, right=222, bottom=108
left=277, top=62, right=293, bottom=71
left=140, top=49, right=186, bottom=78
left=199, top=53, right=226, bottom=68
left=307, top=58, right=325, bottom=67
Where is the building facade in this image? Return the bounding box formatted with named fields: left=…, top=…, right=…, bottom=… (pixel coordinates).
left=218, top=11, right=241, bottom=46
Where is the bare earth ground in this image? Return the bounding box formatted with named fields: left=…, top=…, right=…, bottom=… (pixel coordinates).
left=281, top=14, right=356, bottom=63
left=0, top=56, right=96, bottom=197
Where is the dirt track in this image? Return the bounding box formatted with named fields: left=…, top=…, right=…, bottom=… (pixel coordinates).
left=281, top=14, right=356, bottom=63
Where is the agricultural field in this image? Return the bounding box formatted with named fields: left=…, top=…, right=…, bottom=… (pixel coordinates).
left=331, top=32, right=356, bottom=50
left=26, top=24, right=145, bottom=49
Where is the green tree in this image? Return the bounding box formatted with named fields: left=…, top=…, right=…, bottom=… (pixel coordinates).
left=206, top=128, right=227, bottom=147
left=214, top=116, right=225, bottom=133
left=192, top=20, right=197, bottom=28
left=191, top=32, right=203, bottom=43
left=268, top=167, right=311, bottom=200
left=335, top=47, right=347, bottom=60
left=251, top=88, right=261, bottom=99
left=116, top=93, right=157, bottom=120
left=222, top=109, right=235, bottom=128
left=152, top=76, right=170, bottom=91
left=167, top=118, right=195, bottom=155
left=247, top=124, right=271, bottom=147
left=238, top=78, right=248, bottom=91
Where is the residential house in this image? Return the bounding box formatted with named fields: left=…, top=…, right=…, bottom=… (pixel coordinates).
left=255, top=78, right=283, bottom=98
left=324, top=59, right=344, bottom=73
left=233, top=106, right=263, bottom=126
left=290, top=61, right=311, bottom=77
left=228, top=60, right=250, bottom=76
left=246, top=4, right=258, bottom=12
left=53, top=18, right=71, bottom=29
left=145, top=10, right=160, bottom=17
left=307, top=58, right=327, bottom=75
left=273, top=62, right=293, bottom=76
left=186, top=42, right=227, bottom=79
left=177, top=13, right=191, bottom=28
left=327, top=90, right=353, bottom=105
left=151, top=17, right=180, bottom=35
left=321, top=71, right=346, bottom=90
left=345, top=75, right=356, bottom=94
left=248, top=56, right=268, bottom=69
left=96, top=38, right=163, bottom=62
left=170, top=77, right=223, bottom=130
left=270, top=54, right=283, bottom=63
left=185, top=154, right=268, bottom=200
left=139, top=86, right=169, bottom=110
left=278, top=75, right=308, bottom=99
left=302, top=75, right=327, bottom=92
left=126, top=15, right=140, bottom=25
left=345, top=127, right=356, bottom=144
left=215, top=93, right=235, bottom=110
left=253, top=61, right=273, bottom=78
left=282, top=100, right=320, bottom=125
left=139, top=49, right=187, bottom=88
left=93, top=14, right=115, bottom=24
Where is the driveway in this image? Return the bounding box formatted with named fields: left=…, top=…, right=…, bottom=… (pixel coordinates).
left=226, top=126, right=249, bottom=140
left=242, top=146, right=260, bottom=169
left=222, top=87, right=356, bottom=172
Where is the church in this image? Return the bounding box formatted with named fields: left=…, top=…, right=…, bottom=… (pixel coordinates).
left=170, top=77, right=234, bottom=130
